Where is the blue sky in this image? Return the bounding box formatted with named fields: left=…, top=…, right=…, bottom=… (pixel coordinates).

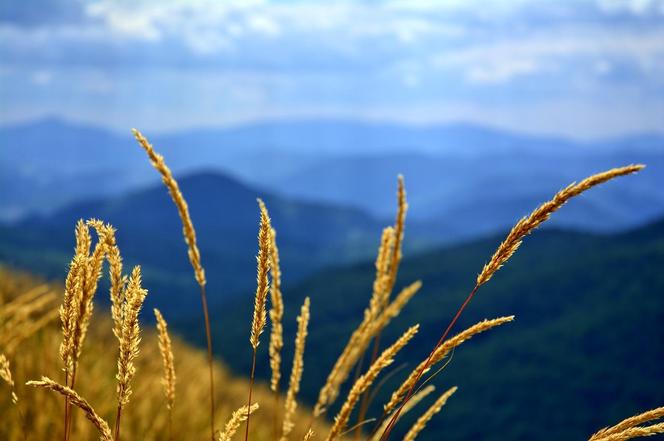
left=0, top=0, right=663, bottom=139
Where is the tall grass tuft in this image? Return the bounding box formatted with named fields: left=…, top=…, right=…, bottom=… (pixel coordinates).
left=132, top=128, right=216, bottom=439
left=379, top=164, right=645, bottom=440
left=154, top=308, right=176, bottom=441
left=280, top=297, right=310, bottom=441
left=246, top=199, right=273, bottom=441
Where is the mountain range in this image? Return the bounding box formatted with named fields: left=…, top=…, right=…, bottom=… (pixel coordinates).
left=2, top=118, right=663, bottom=242
left=0, top=171, right=385, bottom=316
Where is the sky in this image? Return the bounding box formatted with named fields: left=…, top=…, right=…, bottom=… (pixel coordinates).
left=0, top=0, right=663, bottom=139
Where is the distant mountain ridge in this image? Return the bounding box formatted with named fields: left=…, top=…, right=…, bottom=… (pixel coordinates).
left=0, top=169, right=385, bottom=317
left=2, top=117, right=663, bottom=239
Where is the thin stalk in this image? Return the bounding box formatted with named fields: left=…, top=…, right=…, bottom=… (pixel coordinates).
left=114, top=406, right=122, bottom=441
left=63, top=371, right=69, bottom=441
left=65, top=368, right=78, bottom=441
left=244, top=348, right=258, bottom=441
left=355, top=334, right=382, bottom=440
left=168, top=407, right=173, bottom=441
left=379, top=284, right=480, bottom=441
left=199, top=284, right=216, bottom=441
left=273, top=390, right=281, bottom=440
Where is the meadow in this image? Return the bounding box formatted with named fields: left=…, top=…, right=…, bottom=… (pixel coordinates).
left=1, top=130, right=662, bottom=441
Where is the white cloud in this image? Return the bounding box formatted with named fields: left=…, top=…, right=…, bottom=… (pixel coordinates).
left=1, top=0, right=663, bottom=138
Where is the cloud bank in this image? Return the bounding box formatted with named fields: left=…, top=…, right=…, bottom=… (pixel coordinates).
left=1, top=0, right=662, bottom=138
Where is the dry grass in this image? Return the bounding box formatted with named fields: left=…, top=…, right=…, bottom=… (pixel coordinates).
left=402, top=386, right=457, bottom=441
left=0, top=135, right=659, bottom=441
left=154, top=308, right=176, bottom=439
left=280, top=297, right=310, bottom=441
left=0, top=268, right=329, bottom=441
left=590, top=407, right=664, bottom=441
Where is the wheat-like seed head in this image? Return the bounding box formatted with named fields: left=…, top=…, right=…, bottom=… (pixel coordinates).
left=326, top=325, right=419, bottom=441
left=269, top=227, right=285, bottom=393
left=369, top=227, right=395, bottom=319
left=116, top=266, right=148, bottom=407
left=28, top=376, right=112, bottom=441
left=250, top=199, right=272, bottom=350
left=0, top=353, right=18, bottom=404
left=303, top=429, right=315, bottom=440
left=132, top=128, right=206, bottom=288
left=71, top=220, right=107, bottom=363
left=59, top=225, right=87, bottom=374
left=313, top=280, right=421, bottom=417
left=59, top=220, right=108, bottom=377
left=383, top=175, right=407, bottom=299
left=370, top=385, right=436, bottom=441
left=90, top=221, right=125, bottom=340
left=477, top=165, right=643, bottom=286
left=0, top=353, right=14, bottom=387
left=280, top=297, right=310, bottom=441
left=384, top=316, right=513, bottom=415
left=591, top=423, right=664, bottom=441
left=590, top=406, right=664, bottom=441
left=403, top=386, right=457, bottom=441
left=154, top=308, right=176, bottom=410
left=218, top=403, right=259, bottom=441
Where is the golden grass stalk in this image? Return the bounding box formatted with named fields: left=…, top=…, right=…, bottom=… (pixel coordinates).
left=380, top=165, right=644, bottom=441
left=1, top=290, right=55, bottom=330
left=0, top=353, right=17, bottom=404
left=369, top=227, right=395, bottom=319
left=590, top=424, right=664, bottom=441
left=245, top=199, right=273, bottom=441
left=280, top=297, right=311, bottom=441
left=90, top=221, right=125, bottom=340
left=132, top=129, right=206, bottom=287
left=218, top=404, right=259, bottom=441
left=0, top=283, right=50, bottom=321
left=1, top=353, right=27, bottom=441
left=363, top=177, right=407, bottom=406
left=269, top=227, right=285, bottom=393
left=154, top=308, right=176, bottom=440
left=269, top=226, right=285, bottom=438
left=477, top=164, right=644, bottom=286
left=114, top=266, right=148, bottom=441
left=370, top=385, right=436, bottom=441
left=383, top=316, right=514, bottom=415
left=590, top=406, right=664, bottom=441
left=317, top=178, right=410, bottom=422
left=132, top=128, right=216, bottom=438
left=383, top=175, right=407, bottom=300
left=402, top=386, right=457, bottom=441
left=4, top=307, right=59, bottom=354
left=325, top=325, right=419, bottom=441
left=313, top=281, right=421, bottom=417
left=303, top=429, right=315, bottom=440
left=251, top=199, right=273, bottom=350
left=28, top=376, right=112, bottom=441
left=59, top=220, right=107, bottom=441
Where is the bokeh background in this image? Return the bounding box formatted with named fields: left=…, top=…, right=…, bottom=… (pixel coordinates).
left=1, top=1, right=663, bottom=440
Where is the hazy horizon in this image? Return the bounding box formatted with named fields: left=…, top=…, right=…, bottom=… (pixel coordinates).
left=1, top=0, right=663, bottom=140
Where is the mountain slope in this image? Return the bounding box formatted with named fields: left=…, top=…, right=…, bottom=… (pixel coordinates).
left=0, top=170, right=383, bottom=318
left=206, top=218, right=664, bottom=441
